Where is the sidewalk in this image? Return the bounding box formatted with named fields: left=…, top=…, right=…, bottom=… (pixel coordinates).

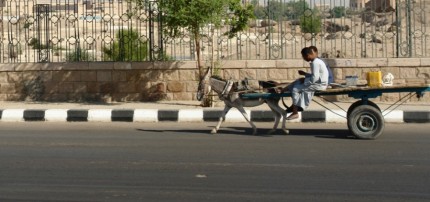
left=0, top=100, right=429, bottom=123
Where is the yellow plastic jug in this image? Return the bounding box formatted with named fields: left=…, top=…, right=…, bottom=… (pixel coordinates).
left=367, top=71, right=382, bottom=87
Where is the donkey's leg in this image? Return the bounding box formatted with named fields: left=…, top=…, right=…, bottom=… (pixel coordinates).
left=211, top=105, right=231, bottom=134
left=266, top=100, right=281, bottom=134
left=268, top=100, right=289, bottom=135
left=236, top=105, right=257, bottom=135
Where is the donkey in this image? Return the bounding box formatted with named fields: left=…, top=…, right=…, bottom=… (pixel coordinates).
left=197, top=75, right=289, bottom=135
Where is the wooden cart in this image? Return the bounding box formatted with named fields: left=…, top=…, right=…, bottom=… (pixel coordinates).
left=241, top=85, right=430, bottom=139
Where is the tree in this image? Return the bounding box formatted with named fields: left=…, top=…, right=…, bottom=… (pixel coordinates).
left=330, top=6, right=346, bottom=18
left=159, top=0, right=254, bottom=81
left=103, top=29, right=148, bottom=61
left=285, top=0, right=309, bottom=20
left=300, top=14, right=322, bottom=34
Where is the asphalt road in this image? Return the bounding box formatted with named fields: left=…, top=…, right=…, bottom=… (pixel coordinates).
left=0, top=122, right=429, bottom=202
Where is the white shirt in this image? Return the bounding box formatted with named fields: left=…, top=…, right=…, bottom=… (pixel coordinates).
left=304, top=58, right=329, bottom=90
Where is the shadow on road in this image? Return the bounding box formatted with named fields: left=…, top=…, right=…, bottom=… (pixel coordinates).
left=137, top=127, right=356, bottom=139
left=288, top=128, right=356, bottom=139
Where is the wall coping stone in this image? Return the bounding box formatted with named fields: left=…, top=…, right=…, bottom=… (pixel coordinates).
left=0, top=58, right=428, bottom=72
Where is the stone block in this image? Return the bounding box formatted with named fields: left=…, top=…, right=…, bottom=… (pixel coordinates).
left=420, top=58, right=430, bottom=66
left=332, top=68, right=343, bottom=81
left=222, top=60, right=247, bottom=69
left=380, top=93, right=400, bottom=102
left=125, top=70, right=143, bottom=82
left=113, top=62, right=132, bottom=70
left=38, top=71, right=53, bottom=82
left=175, top=61, right=197, bottom=69
left=167, top=81, right=184, bottom=92
left=0, top=64, right=15, bottom=71
left=405, top=78, right=426, bottom=85
left=58, top=83, right=75, bottom=93
left=117, top=82, right=137, bottom=93
left=164, top=93, right=174, bottom=101
left=52, top=71, right=79, bottom=82
left=112, top=71, right=127, bottom=82
left=81, top=71, right=97, bottom=82
left=324, top=58, right=357, bottom=68
left=343, top=68, right=362, bottom=78
left=381, top=67, right=400, bottom=79
left=179, top=70, right=197, bottom=81
left=223, top=69, right=240, bottom=80
left=97, top=71, right=112, bottom=82
left=164, top=71, right=179, bottom=81
left=247, top=60, right=276, bottom=68
left=277, top=59, right=306, bottom=68
left=73, top=83, right=87, bottom=93
left=89, top=62, right=114, bottom=70
left=1, top=83, right=18, bottom=93
left=0, top=94, right=7, bottom=100
left=14, top=63, right=43, bottom=71
left=173, top=92, right=193, bottom=100
left=186, top=81, right=198, bottom=92
left=44, top=82, right=60, bottom=93
left=287, top=68, right=300, bottom=80
left=239, top=69, right=257, bottom=80
left=356, top=58, right=388, bottom=67
left=63, top=62, right=89, bottom=70
left=388, top=58, right=420, bottom=67
left=255, top=69, right=268, bottom=80
left=417, top=67, right=430, bottom=79
left=268, top=69, right=288, bottom=80
left=7, top=94, right=24, bottom=101
left=147, top=70, right=163, bottom=81
left=131, top=62, right=153, bottom=69
left=99, top=82, right=116, bottom=94
left=0, top=72, right=9, bottom=83
left=86, top=82, right=98, bottom=93
left=399, top=67, right=417, bottom=79
left=7, top=72, right=22, bottom=82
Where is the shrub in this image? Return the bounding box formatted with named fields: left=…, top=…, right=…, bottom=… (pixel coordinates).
left=300, top=15, right=322, bottom=34
left=65, top=47, right=94, bottom=62
left=103, top=29, right=148, bottom=61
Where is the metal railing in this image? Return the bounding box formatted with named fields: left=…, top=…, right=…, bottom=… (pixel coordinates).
left=0, top=0, right=428, bottom=63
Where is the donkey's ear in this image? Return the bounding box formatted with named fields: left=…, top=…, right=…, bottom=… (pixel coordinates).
left=203, top=66, right=211, bottom=80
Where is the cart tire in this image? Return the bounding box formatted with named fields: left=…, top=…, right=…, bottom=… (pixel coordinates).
left=347, top=100, right=380, bottom=120
left=347, top=105, right=384, bottom=140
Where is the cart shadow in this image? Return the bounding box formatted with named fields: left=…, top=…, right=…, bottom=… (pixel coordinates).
left=288, top=128, right=356, bottom=139
left=137, top=127, right=355, bottom=139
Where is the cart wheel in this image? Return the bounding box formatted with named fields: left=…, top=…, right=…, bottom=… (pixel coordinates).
left=347, top=105, right=384, bottom=140
left=347, top=100, right=380, bottom=120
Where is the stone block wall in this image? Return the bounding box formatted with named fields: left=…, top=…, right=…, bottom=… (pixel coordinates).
left=0, top=61, right=199, bottom=102
left=0, top=58, right=428, bottom=102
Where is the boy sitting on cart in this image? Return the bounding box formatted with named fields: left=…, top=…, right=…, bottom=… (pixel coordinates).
left=284, top=47, right=330, bottom=120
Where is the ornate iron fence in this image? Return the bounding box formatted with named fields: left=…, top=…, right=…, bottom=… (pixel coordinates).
left=0, top=0, right=428, bottom=63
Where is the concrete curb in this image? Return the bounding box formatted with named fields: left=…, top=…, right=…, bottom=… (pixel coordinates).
left=0, top=109, right=429, bottom=123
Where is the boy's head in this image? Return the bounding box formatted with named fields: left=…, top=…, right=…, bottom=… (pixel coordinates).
left=309, top=46, right=318, bottom=59
left=301, top=47, right=313, bottom=62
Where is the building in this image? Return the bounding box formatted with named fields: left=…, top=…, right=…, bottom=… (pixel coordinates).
left=351, top=0, right=396, bottom=11
left=350, top=0, right=368, bottom=9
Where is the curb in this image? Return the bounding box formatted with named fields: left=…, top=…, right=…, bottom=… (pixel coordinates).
left=0, top=109, right=429, bottom=123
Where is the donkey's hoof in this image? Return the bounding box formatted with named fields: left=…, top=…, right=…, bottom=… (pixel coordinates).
left=211, top=129, right=217, bottom=134
left=283, top=129, right=290, bottom=135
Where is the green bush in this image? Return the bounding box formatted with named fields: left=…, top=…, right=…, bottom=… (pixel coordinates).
left=330, top=7, right=346, bottom=18
left=65, top=47, right=94, bottom=62
left=103, top=29, right=148, bottom=61
left=300, top=15, right=322, bottom=34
